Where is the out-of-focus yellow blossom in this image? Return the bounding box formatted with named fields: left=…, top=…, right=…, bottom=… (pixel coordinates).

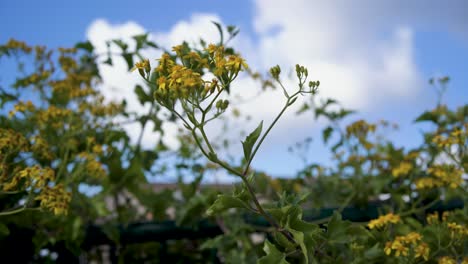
left=400, top=232, right=422, bottom=245
left=462, top=257, right=468, bottom=264
left=3, top=38, right=32, bottom=53
left=438, top=256, right=457, bottom=264
left=30, top=135, right=53, bottom=160
left=432, top=127, right=466, bottom=147
left=368, top=213, right=400, bottom=229
left=92, top=145, right=103, bottom=155
left=385, top=232, right=429, bottom=260
left=414, top=242, right=430, bottom=261
left=346, top=120, right=376, bottom=139
left=388, top=240, right=409, bottom=257
left=428, top=164, right=463, bottom=188
left=0, top=129, right=29, bottom=154
left=416, top=164, right=463, bottom=190
left=447, top=222, right=468, bottom=238
left=36, top=106, right=73, bottom=129
left=392, top=162, right=413, bottom=178
left=78, top=152, right=106, bottom=179
left=270, top=179, right=282, bottom=192
left=8, top=100, right=36, bottom=117
left=442, top=211, right=450, bottom=222
left=426, top=211, right=440, bottom=224
left=35, top=183, right=71, bottom=215
left=2, top=165, right=55, bottom=191
left=131, top=59, right=151, bottom=76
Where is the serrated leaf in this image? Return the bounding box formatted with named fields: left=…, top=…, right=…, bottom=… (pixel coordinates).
left=206, top=195, right=250, bottom=216
left=258, top=240, right=289, bottom=264
left=242, top=121, right=263, bottom=161
left=326, top=212, right=351, bottom=243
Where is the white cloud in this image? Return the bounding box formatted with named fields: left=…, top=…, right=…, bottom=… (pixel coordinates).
left=85, top=2, right=466, bottom=177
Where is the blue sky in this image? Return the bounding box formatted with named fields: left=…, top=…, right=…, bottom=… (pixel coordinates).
left=1, top=0, right=467, bottom=181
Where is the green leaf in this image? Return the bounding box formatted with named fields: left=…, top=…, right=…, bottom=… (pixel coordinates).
left=212, top=21, right=224, bottom=45
left=414, top=111, right=438, bottom=123
left=364, top=243, right=382, bottom=259
left=326, top=212, right=351, bottom=243
left=258, top=240, right=289, bottom=264
left=242, top=121, right=263, bottom=161
left=112, top=39, right=128, bottom=51
left=322, top=126, right=333, bottom=144
left=287, top=228, right=308, bottom=263
left=122, top=53, right=134, bottom=71
left=133, top=34, right=148, bottom=50
left=75, top=41, right=94, bottom=53
left=206, top=195, right=250, bottom=216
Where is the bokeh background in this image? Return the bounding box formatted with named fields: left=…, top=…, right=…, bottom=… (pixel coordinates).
left=2, top=0, right=468, bottom=180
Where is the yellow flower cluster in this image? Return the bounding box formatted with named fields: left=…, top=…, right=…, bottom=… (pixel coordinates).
left=2, top=165, right=55, bottom=191
left=367, top=213, right=400, bottom=229
left=78, top=98, right=124, bottom=117
left=438, top=256, right=457, bottom=264
left=148, top=44, right=247, bottom=102
left=392, top=162, right=413, bottom=178
left=31, top=135, right=54, bottom=160
left=345, top=120, right=377, bottom=150
left=35, top=183, right=72, bottom=215
left=447, top=222, right=468, bottom=238
left=8, top=100, right=36, bottom=117
left=58, top=55, right=78, bottom=73
left=415, top=164, right=463, bottom=189
left=432, top=127, right=466, bottom=148
left=3, top=38, right=32, bottom=53
left=78, top=152, right=106, bottom=179
left=0, top=128, right=29, bottom=154
left=36, top=106, right=73, bottom=128
left=50, top=79, right=97, bottom=99
left=156, top=64, right=204, bottom=99
left=346, top=120, right=376, bottom=138
left=384, top=232, right=429, bottom=260
left=14, top=71, right=52, bottom=88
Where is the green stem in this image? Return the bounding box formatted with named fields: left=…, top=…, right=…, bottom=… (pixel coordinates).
left=242, top=93, right=297, bottom=175
left=0, top=206, right=26, bottom=216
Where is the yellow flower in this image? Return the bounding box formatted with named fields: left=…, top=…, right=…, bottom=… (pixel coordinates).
left=391, top=240, right=408, bottom=257
left=368, top=213, right=400, bottom=229
left=384, top=241, right=393, bottom=255
left=426, top=211, right=439, bottom=224
left=462, top=257, right=468, bottom=264
left=401, top=232, right=422, bottom=245
left=392, top=162, right=413, bottom=178
left=35, top=183, right=72, bottom=215
left=225, top=55, right=248, bottom=73
left=447, top=222, right=468, bottom=237
left=438, top=256, right=457, bottom=264
left=414, top=242, right=430, bottom=261
left=131, top=59, right=150, bottom=73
